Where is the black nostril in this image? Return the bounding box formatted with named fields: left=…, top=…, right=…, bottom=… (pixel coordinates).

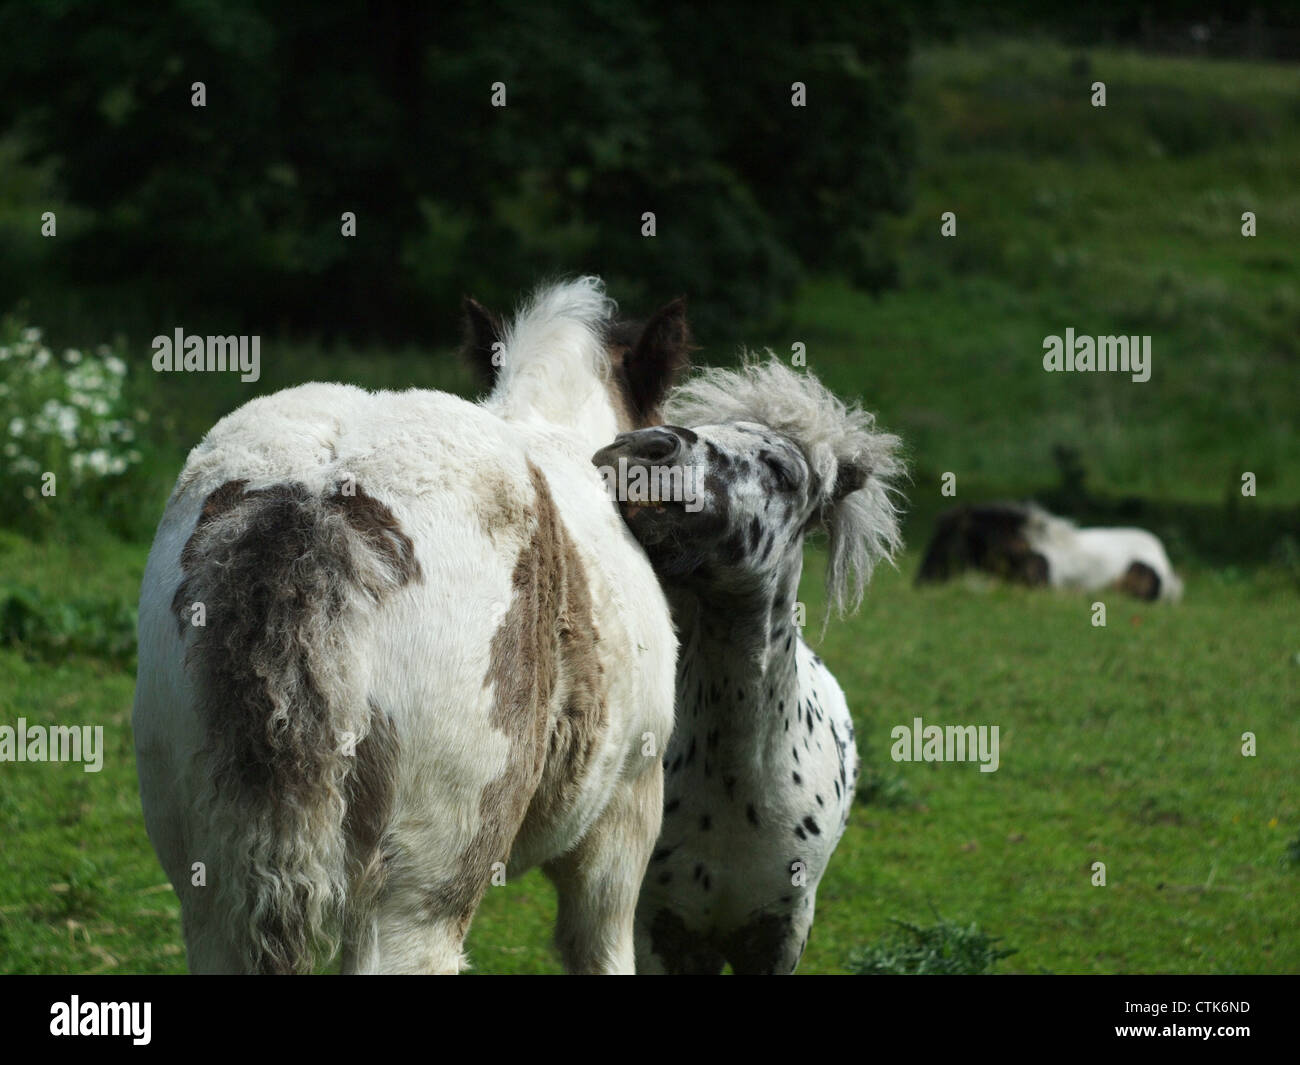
left=636, top=428, right=681, bottom=462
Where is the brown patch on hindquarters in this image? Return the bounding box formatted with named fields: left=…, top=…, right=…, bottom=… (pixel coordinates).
left=178, top=478, right=249, bottom=571
left=423, top=462, right=608, bottom=927
left=172, top=478, right=251, bottom=631
left=1117, top=560, right=1161, bottom=601
left=172, top=478, right=421, bottom=633
left=475, top=469, right=534, bottom=541
left=171, top=477, right=419, bottom=807
left=516, top=475, right=610, bottom=840
left=327, top=483, right=422, bottom=588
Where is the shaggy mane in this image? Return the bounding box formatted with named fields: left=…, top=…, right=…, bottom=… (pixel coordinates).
left=666, top=356, right=905, bottom=616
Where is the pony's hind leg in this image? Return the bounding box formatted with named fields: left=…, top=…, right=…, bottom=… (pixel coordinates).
left=344, top=905, right=470, bottom=975
left=543, top=763, right=663, bottom=974
left=341, top=855, right=477, bottom=974
left=338, top=795, right=500, bottom=975
left=179, top=886, right=251, bottom=974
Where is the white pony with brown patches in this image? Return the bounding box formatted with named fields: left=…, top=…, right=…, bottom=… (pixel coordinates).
left=133, top=278, right=689, bottom=973
left=916, top=502, right=1183, bottom=602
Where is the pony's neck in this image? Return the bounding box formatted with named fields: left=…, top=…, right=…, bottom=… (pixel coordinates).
left=670, top=548, right=806, bottom=716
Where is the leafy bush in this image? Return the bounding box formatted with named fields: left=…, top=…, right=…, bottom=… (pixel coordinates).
left=0, top=317, right=148, bottom=535
left=0, top=582, right=137, bottom=667
left=847, top=917, right=1017, bottom=974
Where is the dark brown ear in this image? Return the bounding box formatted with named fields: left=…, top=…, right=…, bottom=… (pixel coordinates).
left=810, top=460, right=868, bottom=533
left=831, top=460, right=868, bottom=502
left=621, top=297, right=693, bottom=425
left=461, top=296, right=505, bottom=391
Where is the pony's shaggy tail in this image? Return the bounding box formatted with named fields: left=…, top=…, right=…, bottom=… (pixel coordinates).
left=173, top=478, right=419, bottom=973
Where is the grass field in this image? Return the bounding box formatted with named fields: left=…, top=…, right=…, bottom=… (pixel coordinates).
left=2, top=538, right=1295, bottom=974
left=1, top=38, right=1297, bottom=973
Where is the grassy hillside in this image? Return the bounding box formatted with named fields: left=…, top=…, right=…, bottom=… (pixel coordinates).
left=792, top=39, right=1300, bottom=507
left=1, top=38, right=1296, bottom=973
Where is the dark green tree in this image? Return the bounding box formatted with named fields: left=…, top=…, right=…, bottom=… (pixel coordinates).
left=0, top=0, right=913, bottom=342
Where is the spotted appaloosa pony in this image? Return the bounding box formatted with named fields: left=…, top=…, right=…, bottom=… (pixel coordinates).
left=593, top=359, right=904, bottom=974
left=916, top=502, right=1183, bottom=602
left=133, top=278, right=691, bottom=974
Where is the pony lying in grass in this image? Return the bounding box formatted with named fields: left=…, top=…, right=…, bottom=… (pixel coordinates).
left=916, top=502, right=1183, bottom=602
left=593, top=359, right=903, bottom=974
left=133, top=278, right=692, bottom=974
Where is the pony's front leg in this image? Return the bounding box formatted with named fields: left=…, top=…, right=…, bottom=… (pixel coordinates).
left=726, top=896, right=818, bottom=975
left=543, top=762, right=663, bottom=974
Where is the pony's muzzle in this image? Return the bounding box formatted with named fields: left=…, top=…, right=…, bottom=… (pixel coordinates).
left=593, top=426, right=694, bottom=468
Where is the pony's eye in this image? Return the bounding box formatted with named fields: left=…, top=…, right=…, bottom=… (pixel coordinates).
left=761, top=451, right=798, bottom=491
